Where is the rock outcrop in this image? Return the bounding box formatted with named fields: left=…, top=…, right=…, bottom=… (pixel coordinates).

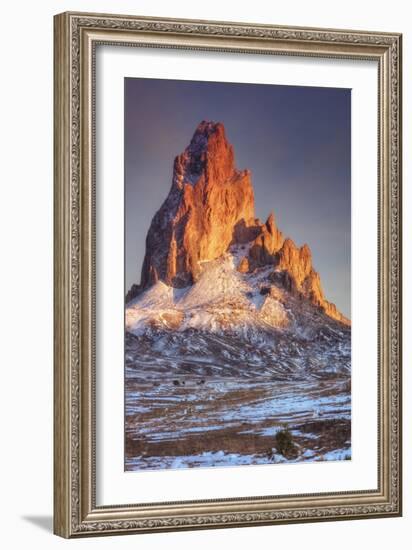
left=134, top=120, right=350, bottom=326
left=140, top=121, right=255, bottom=289
left=273, top=239, right=349, bottom=325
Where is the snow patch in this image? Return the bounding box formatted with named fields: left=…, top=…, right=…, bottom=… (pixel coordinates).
left=126, top=254, right=292, bottom=335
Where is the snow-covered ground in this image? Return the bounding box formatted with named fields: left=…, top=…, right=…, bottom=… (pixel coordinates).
left=125, top=246, right=351, bottom=471
left=125, top=377, right=351, bottom=471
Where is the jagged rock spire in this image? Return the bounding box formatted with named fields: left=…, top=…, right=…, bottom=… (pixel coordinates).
left=136, top=120, right=350, bottom=326
left=140, top=121, right=255, bottom=289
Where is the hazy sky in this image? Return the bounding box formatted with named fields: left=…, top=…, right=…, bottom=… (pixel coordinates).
left=125, top=78, right=351, bottom=318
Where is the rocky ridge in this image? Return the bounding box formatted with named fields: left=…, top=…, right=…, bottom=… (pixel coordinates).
left=129, top=120, right=349, bottom=327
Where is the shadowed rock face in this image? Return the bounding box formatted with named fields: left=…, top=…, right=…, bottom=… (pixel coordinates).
left=136, top=120, right=350, bottom=326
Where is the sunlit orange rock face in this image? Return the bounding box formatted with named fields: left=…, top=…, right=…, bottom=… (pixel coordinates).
left=141, top=121, right=255, bottom=288
left=139, top=120, right=350, bottom=326
left=275, top=239, right=350, bottom=325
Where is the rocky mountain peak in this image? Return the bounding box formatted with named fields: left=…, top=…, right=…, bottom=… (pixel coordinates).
left=140, top=121, right=255, bottom=290
left=133, top=121, right=350, bottom=326
left=173, top=120, right=236, bottom=189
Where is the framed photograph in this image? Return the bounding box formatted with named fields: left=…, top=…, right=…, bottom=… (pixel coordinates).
left=53, top=11, right=402, bottom=538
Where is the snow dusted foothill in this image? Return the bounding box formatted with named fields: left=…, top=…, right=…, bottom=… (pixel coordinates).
left=126, top=245, right=350, bottom=380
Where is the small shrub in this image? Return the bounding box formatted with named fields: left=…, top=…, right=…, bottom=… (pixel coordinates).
left=275, top=428, right=298, bottom=458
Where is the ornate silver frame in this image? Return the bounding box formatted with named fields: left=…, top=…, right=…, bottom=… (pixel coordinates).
left=53, top=11, right=402, bottom=538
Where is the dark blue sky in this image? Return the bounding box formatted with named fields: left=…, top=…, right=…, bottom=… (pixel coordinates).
left=125, top=78, right=351, bottom=317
